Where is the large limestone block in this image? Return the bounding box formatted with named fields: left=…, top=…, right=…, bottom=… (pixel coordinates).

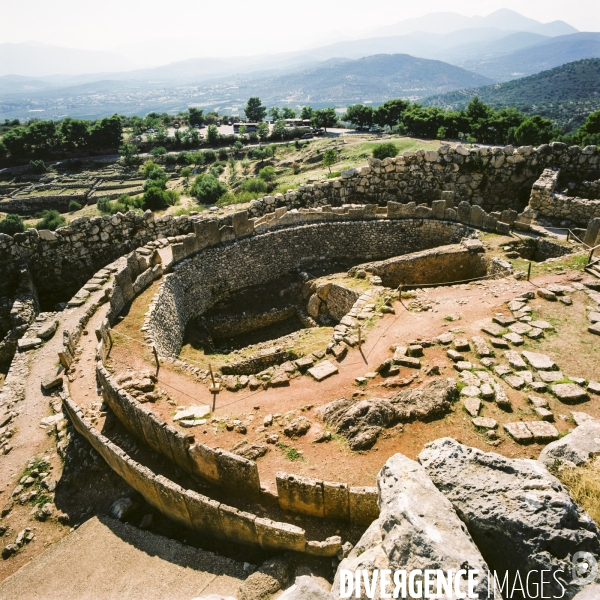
left=539, top=421, right=600, bottom=468
left=332, top=453, right=492, bottom=600
left=419, top=438, right=600, bottom=600
left=278, top=576, right=331, bottom=600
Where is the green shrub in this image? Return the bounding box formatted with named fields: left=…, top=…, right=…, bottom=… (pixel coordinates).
left=142, top=187, right=170, bottom=211
left=0, top=213, right=25, bottom=235
left=372, top=142, right=399, bottom=160
left=68, top=200, right=82, bottom=212
left=258, top=166, right=276, bottom=182
left=190, top=173, right=227, bottom=204
left=35, top=210, right=66, bottom=231
left=165, top=154, right=177, bottom=165
left=328, top=171, right=342, bottom=178
left=30, top=159, right=46, bottom=173
left=150, top=146, right=167, bottom=157
left=141, top=161, right=160, bottom=177
left=97, top=197, right=111, bottom=214
left=218, top=148, right=228, bottom=161
left=242, top=178, right=267, bottom=194
left=180, top=167, right=192, bottom=179
left=203, top=149, right=216, bottom=163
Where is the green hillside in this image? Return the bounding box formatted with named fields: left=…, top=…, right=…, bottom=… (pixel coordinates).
left=423, top=59, right=600, bottom=132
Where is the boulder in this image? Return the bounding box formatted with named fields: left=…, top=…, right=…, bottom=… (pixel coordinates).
left=332, top=453, right=492, bottom=600
left=419, top=438, right=600, bottom=599
left=239, top=557, right=291, bottom=600
left=284, top=417, right=311, bottom=438
left=279, top=576, right=331, bottom=600
left=308, top=360, right=338, bottom=382
left=539, top=421, right=600, bottom=468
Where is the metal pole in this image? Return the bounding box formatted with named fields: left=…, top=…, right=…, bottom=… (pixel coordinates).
left=152, top=345, right=160, bottom=377
left=357, top=326, right=362, bottom=347
left=527, top=262, right=532, bottom=281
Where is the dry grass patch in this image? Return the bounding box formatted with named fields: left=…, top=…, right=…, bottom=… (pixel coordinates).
left=555, top=458, right=600, bottom=525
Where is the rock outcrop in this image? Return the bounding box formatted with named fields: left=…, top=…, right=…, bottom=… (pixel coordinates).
left=332, top=453, right=492, bottom=600
left=318, top=379, right=457, bottom=450
left=419, top=438, right=600, bottom=600
left=539, top=421, right=600, bottom=468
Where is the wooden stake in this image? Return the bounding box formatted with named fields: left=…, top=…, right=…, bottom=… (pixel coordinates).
left=357, top=326, right=362, bottom=347
left=527, top=261, right=532, bottom=281
left=209, top=363, right=216, bottom=387
left=152, top=345, right=160, bottom=376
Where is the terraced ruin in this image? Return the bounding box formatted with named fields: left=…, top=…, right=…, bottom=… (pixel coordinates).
left=1, top=142, right=600, bottom=598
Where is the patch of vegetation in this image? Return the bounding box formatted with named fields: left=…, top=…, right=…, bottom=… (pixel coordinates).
left=554, top=458, right=600, bottom=525
left=35, top=210, right=66, bottom=231
left=0, top=213, right=25, bottom=235
left=68, top=200, right=82, bottom=212
left=277, top=442, right=304, bottom=462
left=372, top=142, right=399, bottom=160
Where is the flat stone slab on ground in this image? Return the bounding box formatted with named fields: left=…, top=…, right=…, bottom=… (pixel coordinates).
left=505, top=375, right=526, bottom=390
left=526, top=421, right=559, bottom=442
left=504, top=422, right=533, bottom=443
left=588, top=381, right=600, bottom=395
left=588, top=312, right=600, bottom=323
left=505, top=350, right=527, bottom=370
left=494, top=365, right=512, bottom=377
left=571, top=412, right=597, bottom=426
left=173, top=405, right=211, bottom=421
left=480, top=383, right=495, bottom=399
left=471, top=336, right=493, bottom=357
left=521, top=351, right=556, bottom=371
left=529, top=381, right=547, bottom=393
left=446, top=349, right=463, bottom=362
left=18, top=337, right=42, bottom=351
left=436, top=332, right=454, bottom=345
left=489, top=337, right=509, bottom=349
left=394, top=355, right=421, bottom=369
left=481, top=323, right=505, bottom=337
left=509, top=322, right=532, bottom=335
left=461, top=386, right=481, bottom=398
left=453, top=361, right=473, bottom=372
left=538, top=371, right=565, bottom=383
left=472, top=417, right=497, bottom=429
left=503, top=332, right=524, bottom=346
left=480, top=357, right=497, bottom=368
left=529, top=320, right=554, bottom=330
left=552, top=383, right=589, bottom=404
left=534, top=407, right=554, bottom=421
left=529, top=395, right=549, bottom=408
left=537, top=288, right=557, bottom=301
left=493, top=315, right=515, bottom=327
left=41, top=374, right=63, bottom=391
left=463, top=397, right=481, bottom=417
left=308, top=360, right=339, bottom=381
left=295, top=356, right=315, bottom=370
left=526, top=328, right=544, bottom=339
left=507, top=300, right=526, bottom=312
left=453, top=338, right=470, bottom=352
left=588, top=323, right=600, bottom=336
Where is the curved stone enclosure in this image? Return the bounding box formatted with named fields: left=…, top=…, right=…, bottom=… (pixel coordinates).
left=146, top=216, right=476, bottom=357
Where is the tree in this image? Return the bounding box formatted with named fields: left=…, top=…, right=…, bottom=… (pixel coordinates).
left=207, top=124, right=219, bottom=145
left=150, top=146, right=167, bottom=159
left=258, top=166, right=276, bottom=182
left=322, top=148, right=337, bottom=174
left=311, top=108, right=337, bottom=132
left=190, top=173, right=227, bottom=204
left=143, top=187, right=170, bottom=211
left=28, top=120, right=58, bottom=150
left=281, top=107, right=296, bottom=119
left=89, top=115, right=122, bottom=149
left=300, top=106, right=313, bottom=120
left=257, top=122, right=270, bottom=141
left=188, top=107, right=204, bottom=127
left=119, top=143, right=140, bottom=167
left=242, top=178, right=267, bottom=194
left=0, top=214, right=25, bottom=236
left=343, top=105, right=374, bottom=129
left=509, top=115, right=557, bottom=146
left=372, top=142, right=398, bottom=160
left=60, top=117, right=89, bottom=148
left=578, top=110, right=600, bottom=138
left=272, top=120, right=287, bottom=139
left=374, top=99, right=409, bottom=130
left=244, top=97, right=267, bottom=122
left=269, top=107, right=281, bottom=121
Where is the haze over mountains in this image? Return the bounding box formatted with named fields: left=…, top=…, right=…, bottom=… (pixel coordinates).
left=0, top=8, right=598, bottom=122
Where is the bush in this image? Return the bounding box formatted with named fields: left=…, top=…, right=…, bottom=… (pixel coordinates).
left=68, top=200, right=82, bottom=212
left=258, top=166, right=276, bottom=182
left=180, top=167, right=192, bottom=179
left=242, top=178, right=267, bottom=194
left=372, top=142, right=399, bottom=160
left=150, top=146, right=167, bottom=158
left=35, top=210, right=66, bottom=231
left=177, top=152, right=191, bottom=165
left=141, top=161, right=160, bottom=177
left=203, top=149, right=216, bottom=163
left=218, top=148, right=229, bottom=161
left=190, top=173, right=227, bottom=204
left=328, top=171, right=342, bottom=178
left=165, top=154, right=177, bottom=165
left=0, top=214, right=25, bottom=235
left=142, top=187, right=170, bottom=211
left=97, top=197, right=111, bottom=214
left=30, top=159, right=46, bottom=173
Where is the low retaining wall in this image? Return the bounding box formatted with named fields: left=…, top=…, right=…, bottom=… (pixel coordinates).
left=349, top=244, right=488, bottom=288
left=61, top=391, right=341, bottom=555
left=205, top=306, right=298, bottom=341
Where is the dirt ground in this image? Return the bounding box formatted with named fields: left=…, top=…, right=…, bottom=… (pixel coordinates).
left=106, top=264, right=600, bottom=490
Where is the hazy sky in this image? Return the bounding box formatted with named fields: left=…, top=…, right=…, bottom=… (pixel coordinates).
left=2, top=0, right=599, bottom=62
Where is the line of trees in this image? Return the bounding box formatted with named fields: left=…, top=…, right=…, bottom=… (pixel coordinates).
left=341, top=98, right=600, bottom=147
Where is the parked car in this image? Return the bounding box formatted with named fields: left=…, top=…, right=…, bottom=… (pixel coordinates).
left=301, top=133, right=313, bottom=139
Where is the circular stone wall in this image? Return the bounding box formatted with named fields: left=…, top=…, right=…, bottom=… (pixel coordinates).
left=147, top=218, right=473, bottom=356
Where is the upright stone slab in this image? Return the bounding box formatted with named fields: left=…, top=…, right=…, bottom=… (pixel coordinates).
left=232, top=210, right=254, bottom=238
left=457, top=201, right=472, bottom=224
left=470, top=205, right=485, bottom=227
left=583, top=217, right=600, bottom=247
left=323, top=481, right=350, bottom=520
left=276, top=472, right=325, bottom=517
left=193, top=219, right=220, bottom=249
left=431, top=199, right=446, bottom=219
